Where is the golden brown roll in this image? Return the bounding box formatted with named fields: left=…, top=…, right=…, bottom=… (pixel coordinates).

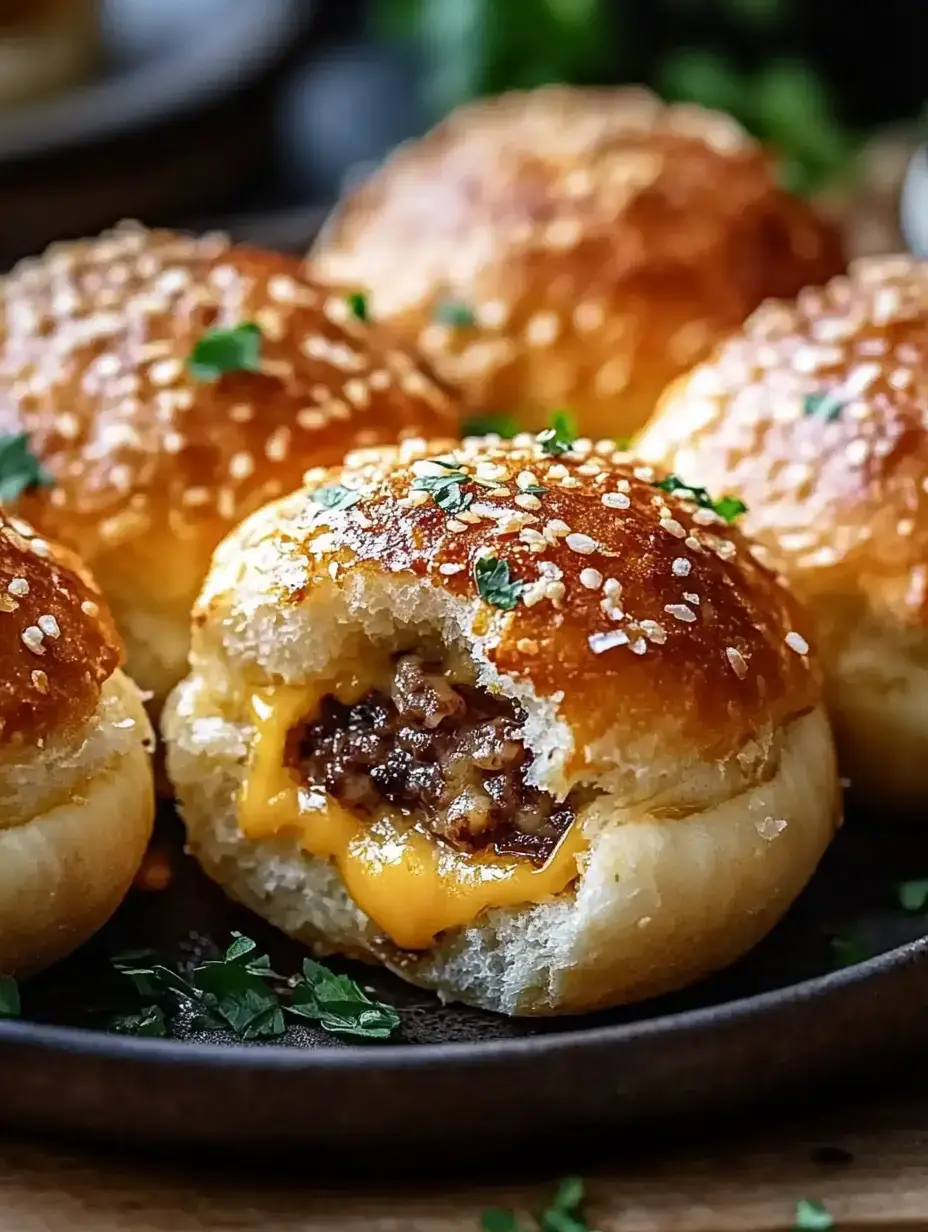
left=163, top=432, right=840, bottom=1016
left=309, top=85, right=846, bottom=441
left=0, top=509, right=154, bottom=977
left=636, top=254, right=928, bottom=814
left=0, top=222, right=458, bottom=710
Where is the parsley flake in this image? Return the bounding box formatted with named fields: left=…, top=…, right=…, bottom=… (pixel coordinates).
left=434, top=298, right=476, bottom=327
left=482, top=1178, right=593, bottom=1232
left=107, top=933, right=400, bottom=1042
left=412, top=469, right=474, bottom=514
left=475, top=555, right=523, bottom=610
left=462, top=413, right=520, bottom=439
left=312, top=484, right=362, bottom=511
left=651, top=474, right=747, bottom=522
left=537, top=410, right=577, bottom=456
left=803, top=392, right=843, bottom=422
left=829, top=930, right=870, bottom=969
left=0, top=432, right=53, bottom=503
left=795, top=1198, right=834, bottom=1230
left=346, top=291, right=369, bottom=323
left=898, top=879, right=928, bottom=912
left=0, top=974, right=20, bottom=1019
left=188, top=322, right=262, bottom=381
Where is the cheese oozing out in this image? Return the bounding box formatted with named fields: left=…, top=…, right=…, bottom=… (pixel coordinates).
left=237, top=682, right=586, bottom=950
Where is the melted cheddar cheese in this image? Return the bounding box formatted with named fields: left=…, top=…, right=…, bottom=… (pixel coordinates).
left=238, top=686, right=586, bottom=950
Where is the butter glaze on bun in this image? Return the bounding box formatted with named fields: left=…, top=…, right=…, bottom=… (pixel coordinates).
left=0, top=222, right=458, bottom=709
left=637, top=255, right=928, bottom=813
left=164, top=434, right=839, bottom=1015
left=0, top=511, right=154, bottom=976
left=309, top=85, right=845, bottom=440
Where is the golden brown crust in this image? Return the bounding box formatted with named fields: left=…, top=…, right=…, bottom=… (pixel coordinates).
left=636, top=255, right=928, bottom=632
left=0, top=222, right=459, bottom=699
left=209, top=434, right=820, bottom=764
left=0, top=510, right=120, bottom=746
left=309, top=84, right=845, bottom=440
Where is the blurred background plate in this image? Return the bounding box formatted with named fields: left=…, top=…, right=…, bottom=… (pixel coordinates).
left=0, top=0, right=312, bottom=266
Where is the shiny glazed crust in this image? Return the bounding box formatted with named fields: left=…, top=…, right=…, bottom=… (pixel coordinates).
left=309, top=85, right=845, bottom=439
left=0, top=222, right=458, bottom=706
left=164, top=435, right=840, bottom=1015
left=636, top=255, right=928, bottom=809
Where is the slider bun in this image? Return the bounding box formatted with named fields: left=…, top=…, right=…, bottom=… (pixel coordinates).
left=0, top=222, right=458, bottom=710
left=636, top=255, right=928, bottom=814
left=309, top=84, right=845, bottom=441
left=0, top=511, right=154, bottom=977
left=164, top=435, right=839, bottom=1015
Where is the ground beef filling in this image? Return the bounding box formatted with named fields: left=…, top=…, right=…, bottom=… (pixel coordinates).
left=288, top=655, right=575, bottom=862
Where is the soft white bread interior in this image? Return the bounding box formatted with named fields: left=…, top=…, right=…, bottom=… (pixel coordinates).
left=164, top=435, right=840, bottom=1015
left=0, top=511, right=155, bottom=977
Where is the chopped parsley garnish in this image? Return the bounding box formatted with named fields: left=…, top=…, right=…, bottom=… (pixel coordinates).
left=187, top=322, right=262, bottom=381
left=614, top=437, right=632, bottom=451
left=462, top=413, right=520, bottom=439
left=0, top=432, right=53, bottom=503
left=482, top=1177, right=593, bottom=1232
left=346, top=291, right=369, bottom=323
left=537, top=410, right=577, bottom=457
left=795, top=1198, right=834, bottom=1230
left=898, top=879, right=928, bottom=912
left=803, top=392, right=843, bottom=422
left=474, top=555, right=523, bottom=610
left=0, top=974, right=20, bottom=1019
left=412, top=467, right=474, bottom=515
left=434, top=298, right=476, bottom=327
left=829, top=930, right=870, bottom=969
left=312, top=484, right=362, bottom=511
left=651, top=474, right=747, bottom=522
left=108, top=933, right=400, bottom=1042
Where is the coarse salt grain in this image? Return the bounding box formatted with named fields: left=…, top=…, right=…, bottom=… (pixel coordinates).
left=665, top=603, right=697, bottom=623
left=601, top=492, right=631, bottom=509
left=579, top=568, right=603, bottom=589
left=566, top=532, right=597, bottom=555
left=785, top=631, right=809, bottom=655
left=7, top=578, right=28, bottom=596
left=21, top=626, right=44, bottom=654
left=672, top=557, right=691, bottom=577
left=37, top=614, right=60, bottom=638
left=726, top=647, right=749, bottom=678
left=588, top=629, right=629, bottom=654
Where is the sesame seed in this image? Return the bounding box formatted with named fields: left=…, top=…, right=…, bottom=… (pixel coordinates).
left=525, top=312, right=561, bottom=348
left=37, top=614, right=60, bottom=638
left=671, top=557, right=691, bottom=577
left=447, top=519, right=468, bottom=533
left=664, top=603, right=697, bottom=623
left=566, top=532, right=598, bottom=555
left=81, top=599, right=99, bottom=618
left=588, top=629, right=629, bottom=654
left=516, top=471, right=539, bottom=490
left=785, top=631, right=809, bottom=655
left=439, top=562, right=465, bottom=575
left=148, top=357, right=182, bottom=387
left=21, top=626, right=45, bottom=654
left=7, top=577, right=28, bottom=596
left=31, top=669, right=49, bottom=693
left=601, top=492, right=631, bottom=509
left=516, top=638, right=540, bottom=655
left=639, top=620, right=667, bottom=644
left=29, top=539, right=49, bottom=557
left=579, top=568, right=603, bottom=590
left=515, top=494, right=542, bottom=511
left=726, top=647, right=749, bottom=679
left=660, top=518, right=686, bottom=539
left=229, top=451, right=255, bottom=481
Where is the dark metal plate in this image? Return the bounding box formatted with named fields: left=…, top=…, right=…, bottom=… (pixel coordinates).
left=1, top=210, right=927, bottom=1152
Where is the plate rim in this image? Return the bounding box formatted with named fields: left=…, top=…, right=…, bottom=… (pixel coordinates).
left=0, top=0, right=309, bottom=162
left=2, top=934, right=924, bottom=1070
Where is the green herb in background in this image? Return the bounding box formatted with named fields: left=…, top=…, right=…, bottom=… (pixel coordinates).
left=187, top=322, right=262, bottom=382
left=462, top=414, right=521, bottom=438
left=829, top=930, right=870, bottom=970
left=898, top=879, right=928, bottom=912
left=109, top=934, right=401, bottom=1043
left=0, top=974, right=20, bottom=1020
left=795, top=1197, right=834, bottom=1231
left=482, top=1177, right=596, bottom=1232
left=0, top=432, right=53, bottom=504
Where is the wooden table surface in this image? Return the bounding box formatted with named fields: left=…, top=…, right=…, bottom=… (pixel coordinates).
left=2, top=1079, right=927, bottom=1232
